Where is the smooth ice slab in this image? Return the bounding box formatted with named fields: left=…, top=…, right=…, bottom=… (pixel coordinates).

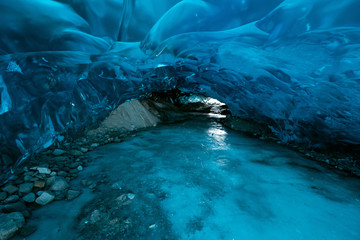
left=23, top=119, right=360, bottom=240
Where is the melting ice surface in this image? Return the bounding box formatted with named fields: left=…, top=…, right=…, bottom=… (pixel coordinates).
left=21, top=119, right=360, bottom=240
left=1, top=0, right=360, bottom=175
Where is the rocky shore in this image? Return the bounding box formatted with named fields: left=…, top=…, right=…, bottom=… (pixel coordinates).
left=1, top=94, right=359, bottom=239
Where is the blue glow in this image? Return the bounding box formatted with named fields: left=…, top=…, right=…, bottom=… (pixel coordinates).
left=1, top=0, right=360, bottom=174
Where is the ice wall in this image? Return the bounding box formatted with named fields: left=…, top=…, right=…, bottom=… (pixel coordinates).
left=1, top=0, right=360, bottom=179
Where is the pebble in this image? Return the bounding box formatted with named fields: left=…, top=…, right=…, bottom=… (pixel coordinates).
left=3, top=195, right=19, bottom=204
left=50, top=178, right=69, bottom=192
left=35, top=192, right=55, bottom=206
left=2, top=185, right=18, bottom=195
left=127, top=193, right=135, bottom=200
left=52, top=149, right=66, bottom=156
left=80, top=147, right=88, bottom=153
left=90, top=143, right=99, bottom=148
left=0, top=212, right=25, bottom=240
left=22, top=193, right=36, bottom=203
left=19, top=183, right=33, bottom=194
left=33, top=181, right=45, bottom=188
left=89, top=210, right=101, bottom=224
left=67, top=190, right=81, bottom=200
left=3, top=201, right=26, bottom=213
left=35, top=167, right=51, bottom=175
left=70, top=150, right=83, bottom=156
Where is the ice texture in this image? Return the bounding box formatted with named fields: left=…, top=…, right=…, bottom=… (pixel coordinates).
left=1, top=0, right=360, bottom=177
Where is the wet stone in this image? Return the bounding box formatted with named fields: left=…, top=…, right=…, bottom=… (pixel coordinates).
left=54, top=192, right=66, bottom=201
left=50, top=177, right=69, bottom=192
left=2, top=185, right=18, bottom=195
left=3, top=201, right=26, bottom=213
left=35, top=191, right=55, bottom=206
left=52, top=149, right=66, bottom=156
left=80, top=147, right=88, bottom=153
left=35, top=167, right=51, bottom=175
left=33, top=181, right=45, bottom=189
left=67, top=190, right=81, bottom=200
left=0, top=212, right=25, bottom=240
left=45, top=176, right=56, bottom=187
left=19, top=183, right=33, bottom=194
left=22, top=193, right=36, bottom=203
left=3, top=195, right=19, bottom=204
left=70, top=150, right=83, bottom=156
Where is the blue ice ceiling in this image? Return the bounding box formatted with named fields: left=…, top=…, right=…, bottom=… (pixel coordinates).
left=1, top=0, right=360, bottom=172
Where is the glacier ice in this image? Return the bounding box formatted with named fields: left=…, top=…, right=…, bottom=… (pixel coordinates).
left=1, top=0, right=360, bottom=178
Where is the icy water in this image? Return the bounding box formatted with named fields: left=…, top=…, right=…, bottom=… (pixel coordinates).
left=22, top=119, right=360, bottom=240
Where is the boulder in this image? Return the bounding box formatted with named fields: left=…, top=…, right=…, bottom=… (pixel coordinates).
left=0, top=212, right=25, bottom=240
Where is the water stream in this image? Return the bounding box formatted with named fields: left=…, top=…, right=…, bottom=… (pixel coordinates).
left=20, top=119, right=360, bottom=240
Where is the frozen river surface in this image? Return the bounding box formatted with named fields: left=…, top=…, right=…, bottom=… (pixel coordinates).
left=23, top=119, right=360, bottom=240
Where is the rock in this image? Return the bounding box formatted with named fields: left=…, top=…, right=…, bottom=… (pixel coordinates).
left=36, top=191, right=43, bottom=196
left=89, top=210, right=101, bottom=224
left=35, top=192, right=55, bottom=206
left=50, top=178, right=69, bottom=192
left=80, top=147, right=88, bottom=153
left=70, top=150, right=83, bottom=156
left=127, top=193, right=135, bottom=200
left=2, top=185, right=18, bottom=195
left=23, top=175, right=33, bottom=182
left=19, top=225, right=37, bottom=237
left=18, top=183, right=33, bottom=194
left=90, top=143, right=99, bottom=148
left=67, top=190, right=80, bottom=200
left=3, top=201, right=26, bottom=213
left=22, top=193, right=36, bottom=203
left=116, top=194, right=132, bottom=206
left=3, top=195, right=19, bottom=204
left=54, top=192, right=66, bottom=201
left=77, top=166, right=83, bottom=171
left=33, top=181, right=45, bottom=188
left=33, top=167, right=51, bottom=175
left=45, top=176, right=56, bottom=187
left=0, top=212, right=25, bottom=240
left=0, top=192, right=7, bottom=201
left=52, top=149, right=66, bottom=156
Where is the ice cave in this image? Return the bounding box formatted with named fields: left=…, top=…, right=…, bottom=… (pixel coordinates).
left=0, top=0, right=360, bottom=239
